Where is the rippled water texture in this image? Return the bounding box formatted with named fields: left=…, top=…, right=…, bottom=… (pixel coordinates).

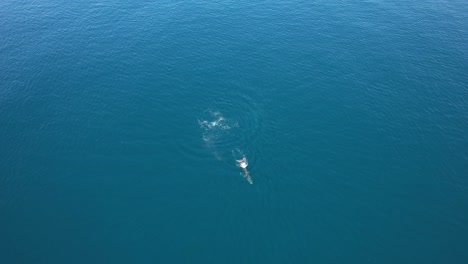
left=1, top=0, right=467, bottom=263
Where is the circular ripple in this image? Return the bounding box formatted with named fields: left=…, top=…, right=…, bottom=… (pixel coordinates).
left=201, top=94, right=262, bottom=161
left=174, top=88, right=264, bottom=164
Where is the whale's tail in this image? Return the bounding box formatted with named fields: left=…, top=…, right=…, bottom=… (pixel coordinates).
left=233, top=149, right=253, bottom=184
left=236, top=157, right=248, bottom=168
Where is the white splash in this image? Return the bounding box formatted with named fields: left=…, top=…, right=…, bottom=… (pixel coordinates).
left=234, top=149, right=253, bottom=184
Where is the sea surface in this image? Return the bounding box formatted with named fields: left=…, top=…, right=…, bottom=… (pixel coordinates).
left=1, top=0, right=467, bottom=263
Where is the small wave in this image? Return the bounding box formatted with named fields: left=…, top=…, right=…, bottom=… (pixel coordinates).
left=198, top=110, right=242, bottom=162
left=198, top=110, right=238, bottom=131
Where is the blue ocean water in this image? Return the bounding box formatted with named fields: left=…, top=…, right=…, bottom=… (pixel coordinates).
left=1, top=0, right=467, bottom=263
